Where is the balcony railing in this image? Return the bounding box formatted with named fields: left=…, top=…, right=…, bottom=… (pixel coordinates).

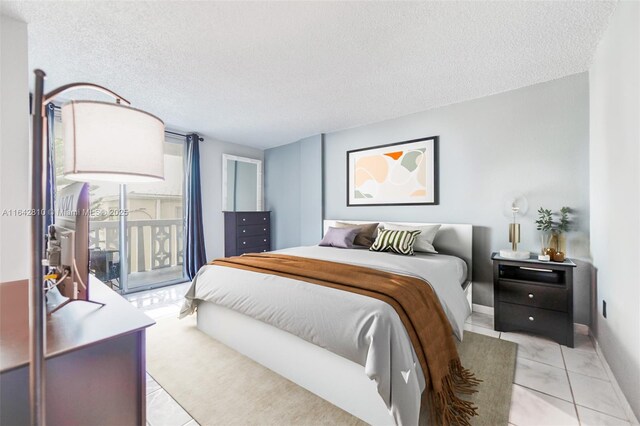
left=89, top=219, right=184, bottom=277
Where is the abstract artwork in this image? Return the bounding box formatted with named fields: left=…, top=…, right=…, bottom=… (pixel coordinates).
left=347, top=136, right=438, bottom=206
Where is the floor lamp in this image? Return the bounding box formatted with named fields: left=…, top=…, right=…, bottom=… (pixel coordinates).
left=30, top=69, right=165, bottom=425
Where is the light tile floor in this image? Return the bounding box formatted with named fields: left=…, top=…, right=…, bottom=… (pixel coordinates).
left=129, top=284, right=636, bottom=426
left=126, top=282, right=197, bottom=426
left=464, top=312, right=637, bottom=426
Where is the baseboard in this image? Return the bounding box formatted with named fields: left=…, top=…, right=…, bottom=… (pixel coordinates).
left=590, top=332, right=640, bottom=425
left=573, top=323, right=589, bottom=336
left=472, top=303, right=494, bottom=315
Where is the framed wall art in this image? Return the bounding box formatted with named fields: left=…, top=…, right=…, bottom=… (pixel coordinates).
left=347, top=136, right=439, bottom=206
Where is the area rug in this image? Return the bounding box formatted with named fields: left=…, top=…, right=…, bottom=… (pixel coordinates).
left=147, top=316, right=516, bottom=426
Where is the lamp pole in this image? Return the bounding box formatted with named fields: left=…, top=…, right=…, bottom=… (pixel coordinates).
left=28, top=69, right=132, bottom=425
left=30, top=70, right=47, bottom=426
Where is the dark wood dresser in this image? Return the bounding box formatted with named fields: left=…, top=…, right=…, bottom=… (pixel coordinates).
left=0, top=277, right=154, bottom=425
left=492, top=252, right=576, bottom=347
left=224, top=211, right=271, bottom=256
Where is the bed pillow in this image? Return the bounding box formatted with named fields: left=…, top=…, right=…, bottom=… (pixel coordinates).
left=334, top=222, right=379, bottom=248
left=369, top=229, right=422, bottom=256
left=381, top=223, right=441, bottom=253
left=319, top=227, right=359, bottom=249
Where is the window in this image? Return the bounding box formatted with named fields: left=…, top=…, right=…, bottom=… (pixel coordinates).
left=53, top=110, right=187, bottom=293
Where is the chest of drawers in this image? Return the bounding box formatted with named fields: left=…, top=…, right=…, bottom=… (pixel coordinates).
left=492, top=252, right=576, bottom=347
left=224, top=211, right=271, bottom=257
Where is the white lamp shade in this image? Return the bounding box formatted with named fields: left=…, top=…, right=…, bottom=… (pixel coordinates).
left=62, top=100, right=165, bottom=182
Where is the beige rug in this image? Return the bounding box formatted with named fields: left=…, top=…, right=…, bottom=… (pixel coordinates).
left=147, top=316, right=516, bottom=426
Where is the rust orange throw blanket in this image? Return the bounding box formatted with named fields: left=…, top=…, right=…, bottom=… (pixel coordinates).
left=211, top=253, right=479, bottom=425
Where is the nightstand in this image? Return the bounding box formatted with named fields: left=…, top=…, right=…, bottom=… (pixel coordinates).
left=492, top=252, right=576, bottom=347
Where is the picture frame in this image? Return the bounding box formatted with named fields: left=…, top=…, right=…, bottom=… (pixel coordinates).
left=347, top=136, right=439, bottom=206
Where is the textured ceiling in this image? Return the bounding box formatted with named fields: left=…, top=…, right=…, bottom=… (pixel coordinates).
left=2, top=1, right=615, bottom=149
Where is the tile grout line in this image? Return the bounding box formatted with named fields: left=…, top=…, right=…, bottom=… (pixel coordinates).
left=590, top=334, right=637, bottom=424
left=514, top=382, right=575, bottom=405
left=514, top=352, right=568, bottom=370
left=560, top=340, right=581, bottom=424
left=153, top=380, right=196, bottom=425
left=574, top=403, right=634, bottom=423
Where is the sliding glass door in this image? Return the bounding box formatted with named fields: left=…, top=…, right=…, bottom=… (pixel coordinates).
left=53, top=112, right=186, bottom=293
left=125, top=140, right=185, bottom=291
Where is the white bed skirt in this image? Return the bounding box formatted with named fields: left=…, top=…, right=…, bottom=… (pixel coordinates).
left=197, top=301, right=395, bottom=425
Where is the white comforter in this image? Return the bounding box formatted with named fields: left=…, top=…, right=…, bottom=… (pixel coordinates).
left=180, top=246, right=471, bottom=425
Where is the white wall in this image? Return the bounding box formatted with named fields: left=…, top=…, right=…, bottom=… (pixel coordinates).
left=324, top=74, right=591, bottom=318
left=199, top=138, right=263, bottom=260
left=589, top=1, right=640, bottom=419
left=0, top=15, right=30, bottom=283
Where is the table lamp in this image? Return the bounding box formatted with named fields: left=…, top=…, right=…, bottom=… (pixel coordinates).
left=29, top=69, right=165, bottom=425
left=499, top=193, right=530, bottom=260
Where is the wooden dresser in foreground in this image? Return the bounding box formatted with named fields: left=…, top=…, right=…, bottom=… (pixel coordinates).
left=492, top=252, right=576, bottom=347
left=224, top=211, right=271, bottom=256
left=0, top=277, right=155, bottom=425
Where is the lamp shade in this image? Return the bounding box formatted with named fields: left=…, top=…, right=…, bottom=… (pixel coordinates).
left=62, top=100, right=165, bottom=182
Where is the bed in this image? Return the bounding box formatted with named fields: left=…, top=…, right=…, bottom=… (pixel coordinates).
left=180, top=220, right=473, bottom=425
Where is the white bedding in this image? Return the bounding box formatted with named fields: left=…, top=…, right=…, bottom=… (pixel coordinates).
left=413, top=252, right=468, bottom=285
left=180, top=246, right=471, bottom=425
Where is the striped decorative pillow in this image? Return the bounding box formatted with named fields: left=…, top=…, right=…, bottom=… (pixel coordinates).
left=369, top=229, right=422, bottom=256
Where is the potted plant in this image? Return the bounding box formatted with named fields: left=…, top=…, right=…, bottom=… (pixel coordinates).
left=536, top=206, right=571, bottom=258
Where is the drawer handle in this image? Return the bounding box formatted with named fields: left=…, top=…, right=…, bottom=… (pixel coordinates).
left=528, top=293, right=534, bottom=299
left=263, top=228, right=266, bottom=231
left=263, top=217, right=266, bottom=221
left=263, top=239, right=267, bottom=242
left=262, top=249, right=267, bottom=252
left=242, top=218, right=246, bottom=222
left=528, top=316, right=534, bottom=321
left=243, top=242, right=246, bottom=245
left=520, top=266, right=554, bottom=273
left=243, top=230, right=246, bottom=233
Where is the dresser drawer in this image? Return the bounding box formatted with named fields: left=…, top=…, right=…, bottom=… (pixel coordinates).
left=498, top=280, right=568, bottom=312
left=498, top=302, right=568, bottom=335
left=238, top=245, right=269, bottom=255
left=237, top=212, right=270, bottom=225
left=237, top=224, right=270, bottom=237
left=238, top=235, right=270, bottom=248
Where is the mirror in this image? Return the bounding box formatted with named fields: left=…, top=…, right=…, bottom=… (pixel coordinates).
left=222, top=154, right=263, bottom=211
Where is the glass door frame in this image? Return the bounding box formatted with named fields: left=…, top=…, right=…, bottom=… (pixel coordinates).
left=117, top=182, right=188, bottom=294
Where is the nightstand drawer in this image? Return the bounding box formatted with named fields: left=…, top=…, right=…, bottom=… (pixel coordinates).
left=237, top=224, right=270, bottom=237
left=498, top=280, right=568, bottom=312
left=498, top=302, right=568, bottom=335
left=238, top=235, right=270, bottom=248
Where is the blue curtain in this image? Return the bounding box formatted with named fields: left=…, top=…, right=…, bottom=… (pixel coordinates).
left=184, top=133, right=207, bottom=280
left=45, top=102, right=56, bottom=233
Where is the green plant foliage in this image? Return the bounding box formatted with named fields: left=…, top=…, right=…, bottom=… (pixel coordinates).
left=535, top=207, right=553, bottom=231
left=558, top=207, right=571, bottom=233
left=536, top=206, right=572, bottom=234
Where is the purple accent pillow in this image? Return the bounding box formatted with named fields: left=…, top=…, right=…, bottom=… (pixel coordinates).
left=319, top=227, right=359, bottom=249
